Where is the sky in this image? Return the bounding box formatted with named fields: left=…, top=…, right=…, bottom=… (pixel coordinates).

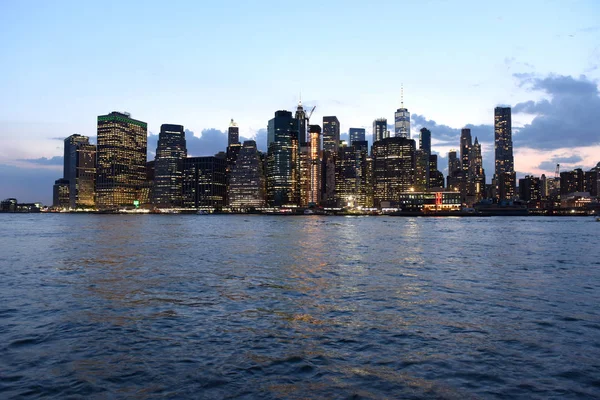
left=1, top=0, right=599, bottom=205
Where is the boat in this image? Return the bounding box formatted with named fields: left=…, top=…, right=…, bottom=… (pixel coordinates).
left=197, top=210, right=209, bottom=215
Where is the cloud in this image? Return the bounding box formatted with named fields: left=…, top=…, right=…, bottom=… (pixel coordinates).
left=147, top=128, right=269, bottom=160
left=513, top=74, right=600, bottom=149
left=411, top=114, right=494, bottom=144
left=17, top=156, right=63, bottom=166
left=536, top=154, right=584, bottom=172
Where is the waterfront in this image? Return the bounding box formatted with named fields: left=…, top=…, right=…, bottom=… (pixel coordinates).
left=0, top=215, right=599, bottom=399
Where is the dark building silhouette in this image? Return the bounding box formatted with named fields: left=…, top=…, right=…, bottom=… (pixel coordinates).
left=349, top=128, right=366, bottom=144
left=228, top=118, right=239, bottom=146
left=429, top=155, right=445, bottom=189
left=53, top=178, right=70, bottom=208
left=63, top=134, right=96, bottom=209
left=419, top=128, right=431, bottom=155
left=372, top=137, right=416, bottom=207
left=322, top=116, right=340, bottom=154
left=152, top=124, right=187, bottom=207
left=519, top=175, right=541, bottom=202
left=447, top=150, right=461, bottom=190
left=266, top=110, right=297, bottom=206
left=96, top=111, right=148, bottom=209
left=294, top=101, right=308, bottom=144
left=373, top=118, right=388, bottom=144
left=560, top=168, right=585, bottom=195
left=494, top=107, right=516, bottom=200
left=183, top=156, right=227, bottom=208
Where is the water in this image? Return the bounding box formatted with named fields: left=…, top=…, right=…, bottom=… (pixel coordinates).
left=0, top=215, right=599, bottom=399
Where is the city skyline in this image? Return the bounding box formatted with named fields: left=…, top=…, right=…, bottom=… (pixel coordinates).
left=1, top=1, right=600, bottom=204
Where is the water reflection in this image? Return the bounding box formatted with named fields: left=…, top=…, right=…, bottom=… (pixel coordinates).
left=1, top=215, right=599, bottom=398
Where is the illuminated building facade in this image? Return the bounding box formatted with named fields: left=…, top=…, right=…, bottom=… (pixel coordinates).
left=459, top=128, right=472, bottom=203
left=349, top=128, right=366, bottom=144
left=183, top=156, right=227, bottom=208
left=308, top=125, right=322, bottom=205
left=335, top=141, right=369, bottom=208
left=372, top=137, right=416, bottom=207
left=398, top=191, right=462, bottom=211
left=299, top=143, right=310, bottom=206
left=519, top=175, right=541, bottom=203
left=96, top=112, right=147, bottom=209
left=414, top=149, right=429, bottom=192
left=229, top=140, right=265, bottom=209
left=494, top=106, right=516, bottom=200
left=266, top=110, right=297, bottom=206
left=152, top=124, right=187, bottom=207
left=322, top=116, right=340, bottom=154
left=373, top=118, right=388, bottom=144
left=560, top=168, right=584, bottom=196
left=226, top=119, right=242, bottom=205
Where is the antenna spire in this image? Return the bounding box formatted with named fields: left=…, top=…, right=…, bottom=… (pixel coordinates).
left=401, top=83, right=404, bottom=108
left=299, top=90, right=302, bottom=107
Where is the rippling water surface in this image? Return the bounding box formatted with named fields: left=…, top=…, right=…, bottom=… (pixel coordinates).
left=1, top=214, right=599, bottom=399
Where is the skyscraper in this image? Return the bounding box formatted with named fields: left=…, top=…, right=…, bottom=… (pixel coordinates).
left=335, top=141, right=369, bottom=208
left=228, top=140, right=265, bottom=209
left=96, top=112, right=148, bottom=209
left=373, top=118, right=388, bottom=144
left=322, top=116, right=340, bottom=154
left=372, top=137, right=416, bottom=207
left=470, top=137, right=486, bottom=202
left=63, top=134, right=96, bottom=209
left=226, top=119, right=242, bottom=205
left=460, top=129, right=472, bottom=173
left=152, top=124, right=187, bottom=207
left=294, top=100, right=308, bottom=144
left=266, top=110, right=297, bottom=206
left=308, top=125, right=322, bottom=205
left=349, top=128, right=366, bottom=144
left=394, top=90, right=410, bottom=138
left=228, top=118, right=239, bottom=146
left=183, top=156, right=227, bottom=209
left=459, top=128, right=473, bottom=203
left=494, top=106, right=516, bottom=200
left=419, top=128, right=431, bottom=155
left=447, top=150, right=461, bottom=190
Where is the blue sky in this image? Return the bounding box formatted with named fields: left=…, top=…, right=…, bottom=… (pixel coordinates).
left=1, top=0, right=599, bottom=204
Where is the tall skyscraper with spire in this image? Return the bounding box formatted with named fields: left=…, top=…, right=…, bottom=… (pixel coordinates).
left=470, top=137, right=486, bottom=202
left=394, top=86, right=410, bottom=138
left=494, top=106, right=516, bottom=201
left=294, top=97, right=308, bottom=144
